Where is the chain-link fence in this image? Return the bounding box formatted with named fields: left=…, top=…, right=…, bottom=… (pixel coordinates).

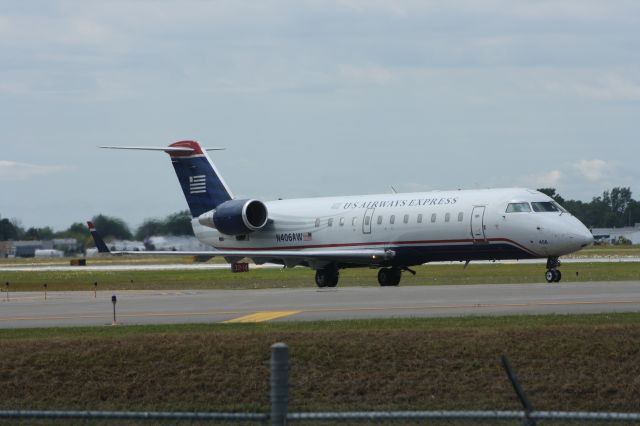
left=2, top=343, right=639, bottom=425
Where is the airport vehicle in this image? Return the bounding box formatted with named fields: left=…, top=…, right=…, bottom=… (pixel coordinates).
left=90, top=140, right=593, bottom=287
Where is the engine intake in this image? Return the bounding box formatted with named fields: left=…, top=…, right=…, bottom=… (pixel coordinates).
left=198, top=199, right=268, bottom=236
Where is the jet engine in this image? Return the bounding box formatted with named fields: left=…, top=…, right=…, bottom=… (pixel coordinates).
left=198, top=199, right=268, bottom=236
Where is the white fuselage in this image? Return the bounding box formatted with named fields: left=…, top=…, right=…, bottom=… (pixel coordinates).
left=192, top=188, right=593, bottom=267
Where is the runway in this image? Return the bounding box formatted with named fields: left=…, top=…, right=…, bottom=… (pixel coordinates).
left=1, top=281, right=640, bottom=328
left=1, top=257, right=639, bottom=272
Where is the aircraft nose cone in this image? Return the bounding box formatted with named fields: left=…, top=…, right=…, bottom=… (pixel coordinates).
left=572, top=226, right=594, bottom=248
left=580, top=230, right=595, bottom=248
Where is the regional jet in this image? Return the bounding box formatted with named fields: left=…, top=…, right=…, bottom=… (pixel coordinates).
left=89, top=140, right=593, bottom=287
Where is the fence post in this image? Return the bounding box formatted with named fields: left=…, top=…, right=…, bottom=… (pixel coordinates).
left=270, top=343, right=289, bottom=426
left=501, top=355, right=536, bottom=426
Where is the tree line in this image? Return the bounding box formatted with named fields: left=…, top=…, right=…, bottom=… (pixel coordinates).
left=0, top=211, right=194, bottom=245
left=538, top=187, right=639, bottom=229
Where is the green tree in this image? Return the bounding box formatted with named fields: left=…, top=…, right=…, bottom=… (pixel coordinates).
left=537, top=188, right=566, bottom=205
left=0, top=217, right=20, bottom=240
left=135, top=219, right=167, bottom=240
left=165, top=210, right=193, bottom=236
left=65, top=222, right=88, bottom=235
left=91, top=214, right=133, bottom=240
left=24, top=226, right=55, bottom=241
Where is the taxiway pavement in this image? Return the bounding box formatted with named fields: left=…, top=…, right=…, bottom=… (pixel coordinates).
left=1, top=281, right=640, bottom=328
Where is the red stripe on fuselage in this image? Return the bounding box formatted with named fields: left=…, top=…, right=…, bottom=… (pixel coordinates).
left=214, top=237, right=540, bottom=257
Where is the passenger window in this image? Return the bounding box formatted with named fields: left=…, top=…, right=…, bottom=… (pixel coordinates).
left=364, top=216, right=370, bottom=226
left=506, top=202, right=532, bottom=213
left=431, top=213, right=437, bottom=223
left=377, top=216, right=383, bottom=225
left=352, top=217, right=357, bottom=226
left=339, top=217, right=345, bottom=226
left=403, top=214, right=409, bottom=224
left=445, top=213, right=450, bottom=222
left=458, top=212, right=463, bottom=222
left=390, top=215, right=395, bottom=225
left=315, top=218, right=320, bottom=227
left=328, top=218, right=333, bottom=227
left=417, top=214, right=423, bottom=224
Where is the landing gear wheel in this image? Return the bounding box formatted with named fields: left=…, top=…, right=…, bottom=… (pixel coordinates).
left=545, top=269, right=562, bottom=283
left=315, top=268, right=339, bottom=288
left=545, top=270, right=555, bottom=283
left=553, top=270, right=562, bottom=283
left=378, top=268, right=401, bottom=287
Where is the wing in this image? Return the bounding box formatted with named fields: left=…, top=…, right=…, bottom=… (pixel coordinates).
left=87, top=222, right=394, bottom=268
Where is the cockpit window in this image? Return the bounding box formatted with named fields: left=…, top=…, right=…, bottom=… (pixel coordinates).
left=506, top=202, right=531, bottom=213
left=531, top=201, right=568, bottom=213
left=531, top=201, right=561, bottom=212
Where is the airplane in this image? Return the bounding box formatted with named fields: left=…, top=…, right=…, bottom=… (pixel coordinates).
left=89, top=140, right=594, bottom=287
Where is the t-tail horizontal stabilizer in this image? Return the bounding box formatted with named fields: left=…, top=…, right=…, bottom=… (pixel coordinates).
left=87, top=221, right=111, bottom=254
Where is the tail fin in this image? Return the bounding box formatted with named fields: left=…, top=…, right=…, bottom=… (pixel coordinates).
left=87, top=221, right=111, bottom=253
left=167, top=141, right=233, bottom=216
left=100, top=140, right=233, bottom=217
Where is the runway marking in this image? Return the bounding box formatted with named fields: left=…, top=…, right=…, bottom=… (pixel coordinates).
left=224, top=311, right=303, bottom=323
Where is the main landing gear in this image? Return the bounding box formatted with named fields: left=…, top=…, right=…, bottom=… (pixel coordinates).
left=315, top=265, right=411, bottom=288
left=315, top=266, right=339, bottom=288
left=377, top=267, right=401, bottom=287
left=545, top=256, right=562, bottom=283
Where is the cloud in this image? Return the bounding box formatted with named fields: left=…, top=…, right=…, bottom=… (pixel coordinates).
left=0, top=161, right=68, bottom=181
left=573, top=159, right=611, bottom=182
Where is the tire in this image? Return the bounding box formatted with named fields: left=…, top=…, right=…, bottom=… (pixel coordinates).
left=378, top=268, right=402, bottom=287
left=327, top=271, right=339, bottom=287
left=553, top=270, right=562, bottom=283
left=545, top=270, right=555, bottom=283
left=316, top=268, right=339, bottom=288
left=315, top=270, right=328, bottom=288
left=389, top=268, right=401, bottom=286
left=378, top=268, right=391, bottom=286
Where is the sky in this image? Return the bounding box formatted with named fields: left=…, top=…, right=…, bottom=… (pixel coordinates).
left=1, top=0, right=639, bottom=231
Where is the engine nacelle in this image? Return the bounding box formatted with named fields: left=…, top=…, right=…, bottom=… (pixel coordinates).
left=198, top=199, right=268, bottom=236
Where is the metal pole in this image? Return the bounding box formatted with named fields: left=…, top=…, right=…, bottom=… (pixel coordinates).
left=270, top=343, right=289, bottom=426
left=501, top=355, right=536, bottom=426
left=111, top=295, right=117, bottom=326
left=5, top=282, right=8, bottom=302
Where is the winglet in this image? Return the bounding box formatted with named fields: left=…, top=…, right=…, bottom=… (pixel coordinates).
left=87, top=221, right=111, bottom=254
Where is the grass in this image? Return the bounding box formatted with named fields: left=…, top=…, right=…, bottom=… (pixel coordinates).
left=1, top=262, right=639, bottom=292
left=1, top=313, right=640, bottom=413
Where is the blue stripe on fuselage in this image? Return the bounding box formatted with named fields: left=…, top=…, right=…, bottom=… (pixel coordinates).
left=171, top=156, right=232, bottom=217
left=390, top=243, right=537, bottom=266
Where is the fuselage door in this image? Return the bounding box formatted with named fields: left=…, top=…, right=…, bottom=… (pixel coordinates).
left=471, top=206, right=487, bottom=242
left=362, top=207, right=375, bottom=234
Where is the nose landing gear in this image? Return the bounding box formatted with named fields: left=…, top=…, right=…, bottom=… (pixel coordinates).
left=545, top=257, right=562, bottom=283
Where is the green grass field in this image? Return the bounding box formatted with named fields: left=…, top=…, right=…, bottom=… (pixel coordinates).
left=1, top=261, right=639, bottom=292
left=1, top=313, right=639, bottom=413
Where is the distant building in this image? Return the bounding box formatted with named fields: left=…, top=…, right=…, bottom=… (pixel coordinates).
left=35, top=249, right=64, bottom=258
left=0, top=238, right=79, bottom=258
left=9, top=241, right=53, bottom=258
left=591, top=223, right=640, bottom=245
